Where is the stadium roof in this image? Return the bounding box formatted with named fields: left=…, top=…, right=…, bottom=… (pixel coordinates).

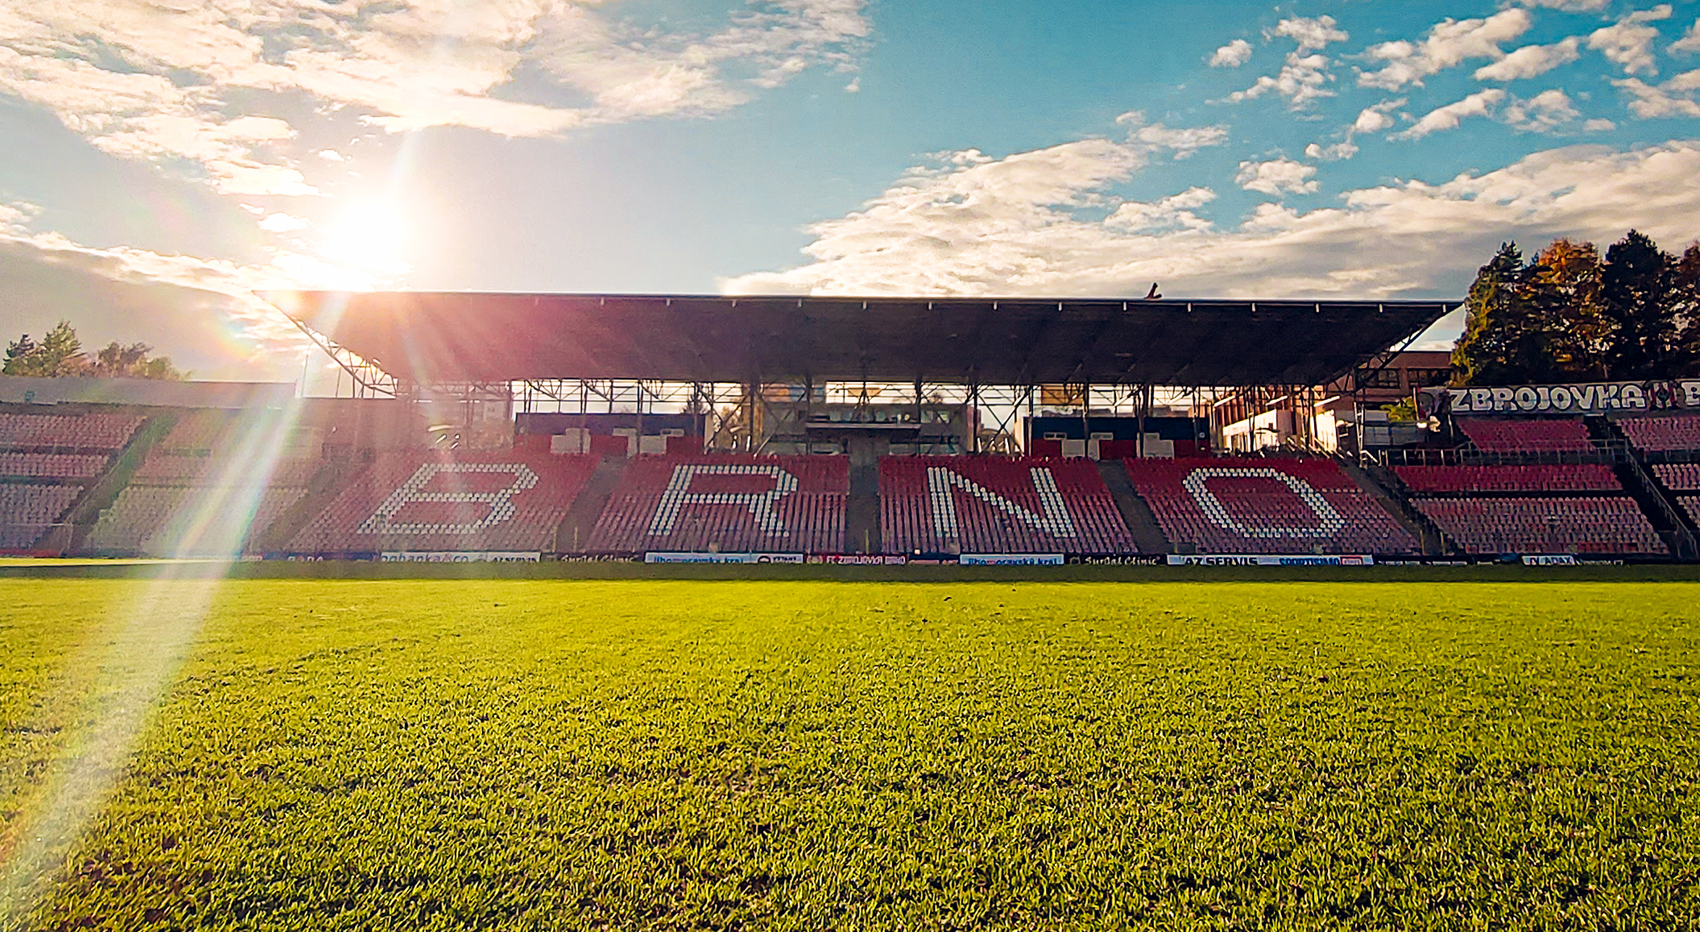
left=269, top=292, right=1454, bottom=387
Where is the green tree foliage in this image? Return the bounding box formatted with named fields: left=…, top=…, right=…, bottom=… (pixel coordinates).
left=4, top=321, right=86, bottom=377
left=1452, top=231, right=1699, bottom=385
left=88, top=341, right=185, bottom=380
left=1599, top=230, right=1681, bottom=379
left=3, top=321, right=184, bottom=380
left=1452, top=243, right=1538, bottom=386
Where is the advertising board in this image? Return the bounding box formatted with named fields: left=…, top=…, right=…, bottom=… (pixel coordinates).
left=379, top=551, right=542, bottom=562
left=1417, top=380, right=1700, bottom=417
left=958, top=554, right=1066, bottom=566
left=644, top=552, right=806, bottom=564
left=1165, top=554, right=1375, bottom=566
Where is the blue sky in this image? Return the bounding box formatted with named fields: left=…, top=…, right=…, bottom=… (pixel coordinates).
left=3, top=0, right=1700, bottom=378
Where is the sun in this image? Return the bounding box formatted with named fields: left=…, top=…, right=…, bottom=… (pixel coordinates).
left=322, top=202, right=409, bottom=275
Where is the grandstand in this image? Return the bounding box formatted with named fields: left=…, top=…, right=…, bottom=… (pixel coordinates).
left=3, top=291, right=1698, bottom=562
left=587, top=454, right=847, bottom=554
left=0, top=411, right=144, bottom=549
left=1124, top=458, right=1418, bottom=555
left=880, top=456, right=1133, bottom=555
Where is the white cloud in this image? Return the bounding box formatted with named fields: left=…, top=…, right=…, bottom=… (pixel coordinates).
left=721, top=138, right=1700, bottom=304
left=1614, top=68, right=1700, bottom=117
left=1225, top=16, right=1348, bottom=109
left=1306, top=140, right=1359, bottom=161
left=1588, top=5, right=1673, bottom=76
left=1209, top=39, right=1253, bottom=68
left=1583, top=118, right=1618, bottom=131
left=1117, top=112, right=1230, bottom=159
left=1503, top=89, right=1581, bottom=132
left=1674, top=20, right=1700, bottom=54
left=1305, top=100, right=1403, bottom=163
left=0, top=217, right=311, bottom=378
left=1517, top=0, right=1608, bottom=10
left=1474, top=37, right=1582, bottom=81
left=1360, top=9, right=1532, bottom=90
left=1105, top=187, right=1217, bottom=232
left=1269, top=16, right=1348, bottom=53
left=257, top=213, right=311, bottom=234
left=1393, top=89, right=1507, bottom=139
left=0, top=1, right=871, bottom=194
left=1235, top=158, right=1320, bottom=195
left=1227, top=52, right=1337, bottom=107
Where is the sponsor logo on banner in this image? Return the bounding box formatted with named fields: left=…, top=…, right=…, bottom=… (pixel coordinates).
left=1417, top=380, right=1700, bottom=418
left=959, top=553, right=1066, bottom=565
left=1522, top=554, right=1579, bottom=566
left=644, top=552, right=805, bottom=564
left=1166, top=554, right=1375, bottom=566
left=814, top=554, right=909, bottom=565
left=380, top=551, right=541, bottom=562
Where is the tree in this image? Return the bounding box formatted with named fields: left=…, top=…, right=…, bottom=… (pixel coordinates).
left=3, top=321, right=87, bottom=377
left=1599, top=230, right=1680, bottom=379
left=1452, top=232, right=1700, bottom=385
left=2, top=322, right=184, bottom=380
left=1452, top=243, right=1553, bottom=386
left=1525, top=238, right=1608, bottom=380
left=1669, top=243, right=1700, bottom=375
left=88, top=341, right=184, bottom=380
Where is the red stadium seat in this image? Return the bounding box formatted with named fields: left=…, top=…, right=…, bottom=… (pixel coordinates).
left=0, top=412, right=146, bottom=551
left=1617, top=415, right=1700, bottom=453
left=1653, top=463, right=1700, bottom=492
left=1413, top=496, right=1666, bottom=555
left=1394, top=463, right=1620, bottom=494
left=1454, top=417, right=1593, bottom=453
left=586, top=454, right=846, bottom=554
left=1123, top=458, right=1417, bottom=554
left=288, top=451, right=598, bottom=554
left=0, top=484, right=82, bottom=549
left=879, top=456, right=1136, bottom=554
left=0, top=412, right=143, bottom=451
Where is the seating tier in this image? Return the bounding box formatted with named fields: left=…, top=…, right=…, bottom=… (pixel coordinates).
left=288, top=452, right=597, bottom=554
left=0, top=484, right=81, bottom=549
left=880, top=457, right=1135, bottom=554
left=586, top=455, right=846, bottom=554
left=0, top=413, right=143, bottom=451
left=1455, top=417, right=1593, bottom=453
left=84, top=486, right=307, bottom=556
left=1653, top=463, right=1700, bottom=492
left=1394, top=464, right=1620, bottom=494
left=1414, top=496, right=1666, bottom=555
left=1124, top=459, right=1417, bottom=554
left=1617, top=415, right=1700, bottom=453
left=0, top=452, right=108, bottom=480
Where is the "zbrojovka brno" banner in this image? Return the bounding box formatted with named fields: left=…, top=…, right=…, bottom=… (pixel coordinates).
left=1417, top=379, right=1700, bottom=418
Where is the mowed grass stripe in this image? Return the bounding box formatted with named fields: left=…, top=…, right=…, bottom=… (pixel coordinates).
left=1, top=579, right=1696, bottom=930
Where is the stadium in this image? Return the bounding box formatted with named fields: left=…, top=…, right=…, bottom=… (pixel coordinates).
left=3, top=292, right=1699, bottom=929
left=2, top=291, right=1698, bottom=566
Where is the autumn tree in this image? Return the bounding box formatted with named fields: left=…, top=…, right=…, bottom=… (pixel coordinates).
left=1453, top=231, right=1700, bottom=385
left=1525, top=238, right=1608, bottom=380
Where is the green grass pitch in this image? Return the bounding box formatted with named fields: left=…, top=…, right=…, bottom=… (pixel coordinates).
left=2, top=577, right=1697, bottom=930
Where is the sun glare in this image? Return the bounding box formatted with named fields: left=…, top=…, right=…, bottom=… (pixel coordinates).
left=323, top=202, right=409, bottom=275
